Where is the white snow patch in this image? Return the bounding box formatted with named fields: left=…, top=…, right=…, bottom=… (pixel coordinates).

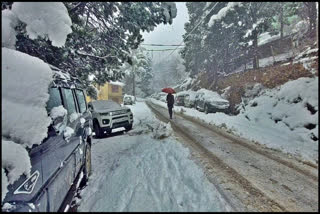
left=50, top=105, right=67, bottom=120
left=2, top=48, right=53, bottom=147
left=1, top=9, right=19, bottom=49
left=64, top=127, right=74, bottom=142
left=208, top=2, right=241, bottom=28
left=69, top=112, right=80, bottom=123
left=11, top=2, right=72, bottom=47
left=2, top=139, right=32, bottom=202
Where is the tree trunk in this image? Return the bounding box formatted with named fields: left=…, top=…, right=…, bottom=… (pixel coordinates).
left=280, top=7, right=284, bottom=38
left=252, top=30, right=259, bottom=70
left=132, top=68, right=135, bottom=97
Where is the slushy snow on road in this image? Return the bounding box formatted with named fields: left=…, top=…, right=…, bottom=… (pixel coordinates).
left=77, top=101, right=232, bottom=212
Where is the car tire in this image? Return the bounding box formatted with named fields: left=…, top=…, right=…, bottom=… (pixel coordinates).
left=125, top=124, right=133, bottom=131
left=93, top=121, right=102, bottom=138
left=79, top=141, right=91, bottom=188
left=205, top=105, right=209, bottom=114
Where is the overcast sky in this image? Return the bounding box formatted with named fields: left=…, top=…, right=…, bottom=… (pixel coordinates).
left=141, top=2, right=189, bottom=63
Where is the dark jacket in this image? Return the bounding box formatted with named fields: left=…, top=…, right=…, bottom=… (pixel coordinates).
left=166, top=93, right=174, bottom=108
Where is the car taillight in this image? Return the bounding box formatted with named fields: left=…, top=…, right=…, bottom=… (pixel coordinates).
left=14, top=171, right=40, bottom=195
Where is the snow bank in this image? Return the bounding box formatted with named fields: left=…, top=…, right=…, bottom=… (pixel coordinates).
left=1, top=9, right=18, bottom=49
left=150, top=77, right=318, bottom=164
left=2, top=48, right=53, bottom=147
left=11, top=2, right=72, bottom=47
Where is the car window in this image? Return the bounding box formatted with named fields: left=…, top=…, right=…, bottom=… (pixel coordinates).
left=92, top=100, right=120, bottom=110
left=62, top=88, right=77, bottom=114
left=75, top=89, right=87, bottom=114
left=46, top=87, right=62, bottom=113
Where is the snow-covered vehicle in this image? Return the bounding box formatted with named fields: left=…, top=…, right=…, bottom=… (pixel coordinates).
left=184, top=90, right=197, bottom=108
left=175, top=92, right=187, bottom=106
left=2, top=65, right=93, bottom=212
left=123, top=95, right=135, bottom=105
left=194, top=89, right=230, bottom=114
left=88, top=100, right=133, bottom=138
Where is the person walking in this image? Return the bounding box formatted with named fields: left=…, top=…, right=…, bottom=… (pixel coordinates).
left=166, top=92, right=175, bottom=119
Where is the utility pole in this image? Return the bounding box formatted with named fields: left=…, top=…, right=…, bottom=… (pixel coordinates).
left=132, top=66, right=135, bottom=97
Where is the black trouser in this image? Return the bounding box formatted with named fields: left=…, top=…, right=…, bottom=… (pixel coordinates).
left=168, top=106, right=173, bottom=119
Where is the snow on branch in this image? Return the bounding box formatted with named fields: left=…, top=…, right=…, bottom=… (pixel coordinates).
left=208, top=2, right=242, bottom=28
left=11, top=2, right=72, bottom=47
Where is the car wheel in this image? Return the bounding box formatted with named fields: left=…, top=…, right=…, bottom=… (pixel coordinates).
left=205, top=105, right=209, bottom=114
left=93, top=121, right=102, bottom=138
left=125, top=124, right=133, bottom=131
left=79, top=141, right=91, bottom=188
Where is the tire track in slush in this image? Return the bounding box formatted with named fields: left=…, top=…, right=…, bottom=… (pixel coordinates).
left=147, top=102, right=292, bottom=212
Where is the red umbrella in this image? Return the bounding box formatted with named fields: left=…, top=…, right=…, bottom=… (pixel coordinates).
left=162, top=87, right=176, bottom=94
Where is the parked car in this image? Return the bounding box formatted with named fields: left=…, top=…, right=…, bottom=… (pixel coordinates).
left=2, top=65, right=93, bottom=212
left=195, top=89, right=230, bottom=114
left=123, top=95, right=135, bottom=105
left=175, top=92, right=187, bottom=106
left=88, top=100, right=133, bottom=138
left=157, top=92, right=167, bottom=102
left=183, top=90, right=197, bottom=108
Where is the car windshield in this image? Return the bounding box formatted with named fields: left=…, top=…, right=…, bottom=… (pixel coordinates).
left=125, top=97, right=132, bottom=100
left=91, top=100, right=120, bottom=110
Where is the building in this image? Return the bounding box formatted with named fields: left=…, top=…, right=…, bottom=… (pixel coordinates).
left=86, top=81, right=125, bottom=104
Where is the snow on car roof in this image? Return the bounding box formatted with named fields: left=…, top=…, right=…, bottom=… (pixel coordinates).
left=197, top=88, right=228, bottom=102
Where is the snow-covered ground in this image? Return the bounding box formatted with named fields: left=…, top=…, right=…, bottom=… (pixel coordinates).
left=150, top=76, right=318, bottom=165
left=77, top=101, right=232, bottom=212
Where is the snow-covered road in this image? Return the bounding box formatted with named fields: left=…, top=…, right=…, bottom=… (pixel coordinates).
left=76, top=101, right=232, bottom=212
left=146, top=101, right=318, bottom=212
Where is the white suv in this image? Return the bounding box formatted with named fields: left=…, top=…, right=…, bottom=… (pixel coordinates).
left=88, top=100, right=133, bottom=138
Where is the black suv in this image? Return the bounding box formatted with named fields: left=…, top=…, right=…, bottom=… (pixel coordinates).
left=2, top=65, right=93, bottom=212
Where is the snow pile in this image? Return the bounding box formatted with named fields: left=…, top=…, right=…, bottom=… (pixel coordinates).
left=1, top=9, right=18, bottom=49
left=78, top=102, right=232, bottom=212
left=50, top=105, right=68, bottom=134
left=2, top=48, right=53, bottom=147
left=2, top=140, right=31, bottom=201
left=150, top=77, right=318, bottom=164
left=208, top=2, right=242, bottom=28
left=11, top=2, right=72, bottom=47
left=50, top=105, right=67, bottom=120
left=152, top=121, right=173, bottom=139
left=64, top=127, right=75, bottom=143
left=69, top=112, right=80, bottom=123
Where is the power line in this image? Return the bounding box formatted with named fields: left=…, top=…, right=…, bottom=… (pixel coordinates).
left=142, top=48, right=184, bottom=51
left=141, top=43, right=185, bottom=47
left=162, top=2, right=219, bottom=61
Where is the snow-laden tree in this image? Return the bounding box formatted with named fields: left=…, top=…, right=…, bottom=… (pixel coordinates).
left=1, top=2, right=177, bottom=97
left=121, top=47, right=153, bottom=97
